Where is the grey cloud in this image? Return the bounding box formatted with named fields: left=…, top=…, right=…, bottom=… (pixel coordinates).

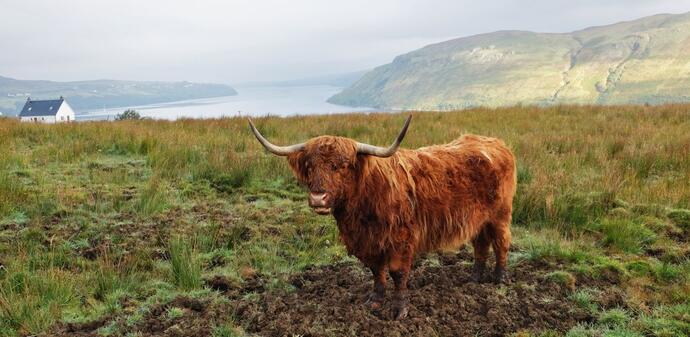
left=1, top=0, right=688, bottom=83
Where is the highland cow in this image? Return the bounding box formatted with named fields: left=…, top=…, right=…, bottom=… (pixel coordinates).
left=248, top=115, right=517, bottom=319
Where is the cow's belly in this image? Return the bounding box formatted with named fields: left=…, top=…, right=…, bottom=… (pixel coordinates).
left=414, top=206, right=490, bottom=254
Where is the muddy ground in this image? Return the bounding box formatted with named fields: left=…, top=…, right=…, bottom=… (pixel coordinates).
left=50, top=250, right=619, bottom=337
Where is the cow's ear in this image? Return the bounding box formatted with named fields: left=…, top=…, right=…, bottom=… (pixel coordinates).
left=287, top=151, right=308, bottom=182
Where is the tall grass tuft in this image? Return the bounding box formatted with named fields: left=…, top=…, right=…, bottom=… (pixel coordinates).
left=168, top=237, right=202, bottom=290
left=136, top=175, right=170, bottom=216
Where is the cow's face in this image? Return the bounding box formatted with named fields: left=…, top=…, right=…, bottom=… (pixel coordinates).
left=287, top=137, right=358, bottom=215
left=248, top=115, right=411, bottom=216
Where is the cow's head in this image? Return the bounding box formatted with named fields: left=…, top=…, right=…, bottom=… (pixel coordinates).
left=248, top=116, right=411, bottom=215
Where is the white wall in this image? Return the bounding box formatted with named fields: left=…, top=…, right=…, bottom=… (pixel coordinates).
left=55, top=101, right=76, bottom=122
left=21, top=116, right=57, bottom=123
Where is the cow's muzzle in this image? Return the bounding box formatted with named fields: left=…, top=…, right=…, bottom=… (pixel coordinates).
left=308, top=192, right=331, bottom=215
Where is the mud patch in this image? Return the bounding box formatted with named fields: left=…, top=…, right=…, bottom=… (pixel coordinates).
left=47, top=252, right=616, bottom=337
left=48, top=296, right=233, bottom=337
left=232, top=253, right=598, bottom=337
left=129, top=296, right=232, bottom=337
left=49, top=316, right=112, bottom=337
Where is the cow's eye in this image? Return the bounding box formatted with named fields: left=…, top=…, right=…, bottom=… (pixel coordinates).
left=330, top=163, right=338, bottom=171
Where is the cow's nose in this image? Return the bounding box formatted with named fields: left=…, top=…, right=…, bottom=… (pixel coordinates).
left=309, top=192, right=329, bottom=207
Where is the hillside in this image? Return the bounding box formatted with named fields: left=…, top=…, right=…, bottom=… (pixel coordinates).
left=0, top=76, right=237, bottom=116
left=329, top=12, right=690, bottom=110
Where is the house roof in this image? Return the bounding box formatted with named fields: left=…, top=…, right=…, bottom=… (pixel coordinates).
left=19, top=98, right=64, bottom=117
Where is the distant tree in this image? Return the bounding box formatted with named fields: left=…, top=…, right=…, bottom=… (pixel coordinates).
left=115, top=109, right=141, bottom=121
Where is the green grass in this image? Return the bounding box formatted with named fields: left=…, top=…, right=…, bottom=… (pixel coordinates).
left=545, top=270, right=577, bottom=290
left=667, top=209, right=690, bottom=230
left=570, top=289, right=599, bottom=314
left=212, top=324, right=244, bottom=337
left=135, top=175, right=171, bottom=216
left=165, top=307, right=184, bottom=320
left=592, top=218, right=656, bottom=253
left=599, top=308, right=631, bottom=327
left=169, top=237, right=202, bottom=290
left=0, top=105, right=689, bottom=336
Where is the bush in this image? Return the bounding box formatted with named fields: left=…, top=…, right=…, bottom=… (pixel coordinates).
left=115, top=109, right=141, bottom=121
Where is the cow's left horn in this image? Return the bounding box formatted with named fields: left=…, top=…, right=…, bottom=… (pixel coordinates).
left=248, top=118, right=305, bottom=156
left=356, top=115, right=412, bottom=157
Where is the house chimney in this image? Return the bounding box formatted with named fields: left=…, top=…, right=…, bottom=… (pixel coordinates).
left=59, top=96, right=64, bottom=100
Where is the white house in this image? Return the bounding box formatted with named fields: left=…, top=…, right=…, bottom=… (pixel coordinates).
left=19, top=97, right=75, bottom=123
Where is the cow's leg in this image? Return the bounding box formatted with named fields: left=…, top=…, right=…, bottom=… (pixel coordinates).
left=365, top=257, right=387, bottom=310
left=490, top=219, right=512, bottom=284
left=471, top=227, right=491, bottom=282
left=388, top=247, right=413, bottom=320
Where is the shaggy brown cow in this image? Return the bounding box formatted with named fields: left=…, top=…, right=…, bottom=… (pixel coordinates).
left=248, top=115, right=516, bottom=319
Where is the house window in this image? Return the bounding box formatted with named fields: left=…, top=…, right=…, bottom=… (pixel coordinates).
left=67, top=116, right=70, bottom=121
left=61, top=116, right=64, bottom=121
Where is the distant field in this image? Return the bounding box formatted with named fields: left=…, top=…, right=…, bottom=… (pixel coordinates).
left=0, top=105, right=689, bottom=336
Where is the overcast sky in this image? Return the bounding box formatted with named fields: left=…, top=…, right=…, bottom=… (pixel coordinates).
left=1, top=0, right=689, bottom=84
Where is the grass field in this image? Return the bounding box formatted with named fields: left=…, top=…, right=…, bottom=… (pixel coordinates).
left=0, top=105, right=689, bottom=336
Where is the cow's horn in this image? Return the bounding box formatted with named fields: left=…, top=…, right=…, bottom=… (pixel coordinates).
left=248, top=118, right=305, bottom=156
left=356, top=115, right=412, bottom=157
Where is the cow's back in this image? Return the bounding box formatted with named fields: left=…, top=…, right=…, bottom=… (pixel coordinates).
left=400, top=134, right=516, bottom=253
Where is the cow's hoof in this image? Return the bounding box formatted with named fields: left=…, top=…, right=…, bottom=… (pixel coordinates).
left=493, top=268, right=506, bottom=284
left=471, top=271, right=483, bottom=283
left=392, top=299, right=409, bottom=320
left=471, top=269, right=484, bottom=283
left=392, top=305, right=408, bottom=320
left=365, top=292, right=384, bottom=311
left=471, top=263, right=485, bottom=283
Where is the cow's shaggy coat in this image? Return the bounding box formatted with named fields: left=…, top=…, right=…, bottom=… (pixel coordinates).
left=288, top=135, right=516, bottom=315
left=251, top=118, right=517, bottom=319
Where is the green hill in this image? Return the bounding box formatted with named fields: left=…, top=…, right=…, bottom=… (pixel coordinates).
left=0, top=76, right=237, bottom=116
left=329, top=12, right=690, bottom=110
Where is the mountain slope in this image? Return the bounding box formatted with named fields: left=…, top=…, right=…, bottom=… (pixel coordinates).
left=0, top=77, right=237, bottom=116
left=329, top=12, right=690, bottom=110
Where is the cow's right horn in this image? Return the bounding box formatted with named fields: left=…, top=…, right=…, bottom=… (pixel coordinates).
left=356, top=115, right=412, bottom=157
left=248, top=118, right=305, bottom=156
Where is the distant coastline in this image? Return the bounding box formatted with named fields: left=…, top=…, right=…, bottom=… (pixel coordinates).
left=0, top=75, right=237, bottom=116
left=77, top=84, right=373, bottom=121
